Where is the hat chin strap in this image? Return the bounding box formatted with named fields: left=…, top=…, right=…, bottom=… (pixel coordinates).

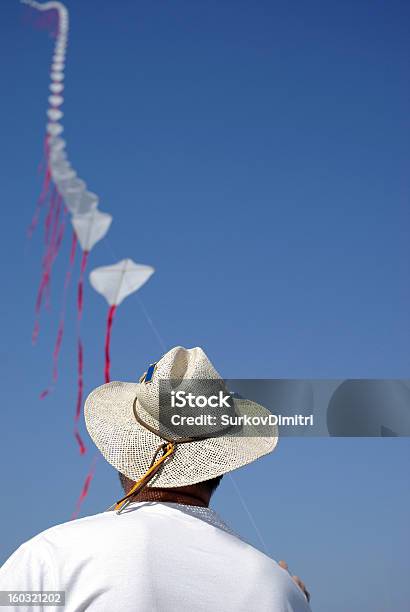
left=113, top=397, right=218, bottom=515
left=114, top=440, right=176, bottom=514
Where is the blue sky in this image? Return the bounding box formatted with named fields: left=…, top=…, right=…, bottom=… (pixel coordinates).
left=0, top=1, right=409, bottom=610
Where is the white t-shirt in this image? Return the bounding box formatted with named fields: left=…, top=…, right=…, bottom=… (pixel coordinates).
left=0, top=502, right=310, bottom=612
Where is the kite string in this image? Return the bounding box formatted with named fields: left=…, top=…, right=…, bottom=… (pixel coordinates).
left=135, top=295, right=167, bottom=353
left=227, top=472, right=269, bottom=555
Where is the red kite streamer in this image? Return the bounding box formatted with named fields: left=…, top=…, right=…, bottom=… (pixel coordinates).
left=71, top=454, right=99, bottom=520
left=74, top=250, right=89, bottom=455
left=40, top=230, right=77, bottom=399
left=27, top=136, right=51, bottom=240
left=104, top=305, right=117, bottom=383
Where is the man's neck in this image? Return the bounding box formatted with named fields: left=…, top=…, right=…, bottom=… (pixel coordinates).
left=125, top=487, right=210, bottom=507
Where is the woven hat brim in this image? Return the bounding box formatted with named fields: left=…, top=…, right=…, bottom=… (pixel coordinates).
left=84, top=381, right=278, bottom=487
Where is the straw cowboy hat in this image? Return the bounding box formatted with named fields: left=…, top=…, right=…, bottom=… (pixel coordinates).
left=85, top=346, right=278, bottom=497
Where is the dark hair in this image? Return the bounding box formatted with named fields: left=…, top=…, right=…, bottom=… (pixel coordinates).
left=200, top=474, right=223, bottom=495
left=118, top=472, right=223, bottom=496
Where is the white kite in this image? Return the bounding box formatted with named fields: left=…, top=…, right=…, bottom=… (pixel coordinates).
left=90, top=259, right=155, bottom=382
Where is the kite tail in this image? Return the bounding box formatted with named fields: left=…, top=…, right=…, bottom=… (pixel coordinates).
left=75, top=338, right=84, bottom=423
left=104, top=305, right=117, bottom=383
left=53, top=229, right=76, bottom=380
left=47, top=198, right=67, bottom=309
left=74, top=250, right=89, bottom=453
left=67, top=232, right=78, bottom=287
left=49, top=197, right=65, bottom=266
left=44, top=184, right=56, bottom=250
left=74, top=427, right=86, bottom=455
left=52, top=206, right=67, bottom=270
left=72, top=337, right=86, bottom=454
left=71, top=454, right=98, bottom=520
left=73, top=338, right=86, bottom=454
left=43, top=192, right=64, bottom=311
left=39, top=320, right=64, bottom=400
left=40, top=231, right=77, bottom=399
left=32, top=194, right=65, bottom=345
left=30, top=154, right=55, bottom=343
left=77, top=251, right=89, bottom=317
left=33, top=186, right=57, bottom=337
left=27, top=135, right=50, bottom=239
left=32, top=269, right=49, bottom=345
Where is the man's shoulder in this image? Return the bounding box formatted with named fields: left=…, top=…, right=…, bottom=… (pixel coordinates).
left=16, top=511, right=113, bottom=554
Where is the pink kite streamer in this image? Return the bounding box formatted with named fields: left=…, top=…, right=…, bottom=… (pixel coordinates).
left=32, top=192, right=66, bottom=343
left=40, top=230, right=77, bottom=399
left=73, top=250, right=89, bottom=454
left=71, top=455, right=99, bottom=520
left=104, top=305, right=117, bottom=383
left=72, top=299, right=119, bottom=516
left=27, top=136, right=51, bottom=240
